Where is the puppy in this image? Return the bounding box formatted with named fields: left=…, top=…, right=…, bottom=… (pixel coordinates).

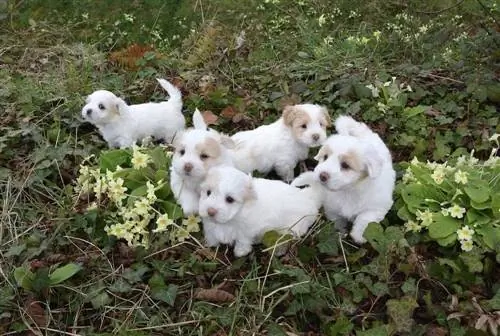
left=199, top=166, right=322, bottom=257
left=82, top=78, right=184, bottom=148
left=230, top=104, right=330, bottom=182
left=170, top=109, right=235, bottom=215
left=308, top=115, right=396, bottom=243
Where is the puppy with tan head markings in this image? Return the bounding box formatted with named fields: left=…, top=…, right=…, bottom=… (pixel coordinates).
left=81, top=78, right=185, bottom=148
left=294, top=115, right=396, bottom=244
left=230, top=103, right=330, bottom=182
left=199, top=166, right=323, bottom=257
left=170, top=109, right=235, bottom=215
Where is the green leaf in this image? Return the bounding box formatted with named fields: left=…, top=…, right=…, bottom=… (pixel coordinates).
left=404, top=105, right=428, bottom=118
left=483, top=288, right=500, bottom=310
left=428, top=213, right=461, bottom=239
left=109, top=278, right=132, bottom=293
left=14, top=266, right=35, bottom=290
left=151, top=284, right=178, bottom=306
left=262, top=230, right=292, bottom=248
left=90, top=291, right=112, bottom=309
left=5, top=243, right=27, bottom=257
left=401, top=278, right=417, bottom=295
left=49, top=263, right=82, bottom=285
left=476, top=226, right=500, bottom=251
left=324, top=315, right=353, bottom=336
left=99, top=149, right=130, bottom=171
left=436, top=233, right=458, bottom=247
left=386, top=296, right=418, bottom=333
left=31, top=268, right=50, bottom=293
left=459, top=252, right=483, bottom=273
left=364, top=223, right=406, bottom=254
left=149, top=147, right=170, bottom=170
left=159, top=200, right=183, bottom=220
left=464, top=184, right=490, bottom=204
left=357, top=325, right=391, bottom=336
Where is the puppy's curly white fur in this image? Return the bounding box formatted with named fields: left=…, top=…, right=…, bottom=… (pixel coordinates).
left=81, top=78, right=184, bottom=148
left=300, top=115, right=396, bottom=244
left=170, top=109, right=235, bottom=215
left=230, top=104, right=330, bottom=182
left=199, top=166, right=322, bottom=257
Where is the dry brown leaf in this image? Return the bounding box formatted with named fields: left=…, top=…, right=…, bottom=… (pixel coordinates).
left=25, top=299, right=47, bottom=327
left=202, top=110, right=219, bottom=125
left=109, top=44, right=163, bottom=70
left=425, top=324, right=448, bottom=336
left=194, top=288, right=235, bottom=303
left=232, top=113, right=244, bottom=124
left=221, top=106, right=237, bottom=118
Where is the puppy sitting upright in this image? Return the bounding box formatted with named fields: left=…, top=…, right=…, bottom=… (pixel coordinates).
left=199, top=166, right=323, bottom=257
left=170, top=109, right=235, bottom=215
left=82, top=78, right=184, bottom=148
left=307, top=115, right=396, bottom=244
left=230, top=104, right=330, bottom=182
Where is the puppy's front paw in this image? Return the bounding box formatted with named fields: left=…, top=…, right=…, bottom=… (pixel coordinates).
left=349, top=228, right=367, bottom=244
left=233, top=243, right=252, bottom=257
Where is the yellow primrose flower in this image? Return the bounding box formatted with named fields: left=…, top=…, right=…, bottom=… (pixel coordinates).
left=175, top=228, right=191, bottom=242
left=402, top=167, right=415, bottom=184
left=131, top=145, right=151, bottom=169
left=431, top=167, right=445, bottom=184
left=373, top=30, right=381, bottom=40
left=154, top=214, right=174, bottom=233
left=441, top=208, right=449, bottom=216
left=448, top=204, right=466, bottom=219
left=146, top=181, right=157, bottom=202
left=318, top=14, right=327, bottom=27
left=457, top=225, right=474, bottom=241
left=404, top=220, right=421, bottom=233
left=133, top=198, right=151, bottom=216
left=460, top=239, right=473, bottom=252
left=377, top=102, right=389, bottom=113
left=93, top=176, right=108, bottom=196
left=454, top=170, right=468, bottom=184
left=456, top=155, right=467, bottom=166
left=108, top=177, right=127, bottom=202
left=366, top=84, right=380, bottom=97
left=410, top=157, right=420, bottom=166
left=360, top=36, right=370, bottom=44
left=416, top=209, right=433, bottom=227
left=183, top=215, right=201, bottom=233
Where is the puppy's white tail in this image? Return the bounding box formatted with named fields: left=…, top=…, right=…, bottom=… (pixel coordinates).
left=291, top=171, right=325, bottom=209
left=335, top=115, right=373, bottom=138
left=156, top=78, right=183, bottom=111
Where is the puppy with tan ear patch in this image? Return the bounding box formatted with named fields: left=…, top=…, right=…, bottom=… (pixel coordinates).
left=199, top=166, right=322, bottom=257
left=302, top=115, right=395, bottom=244
left=170, top=109, right=235, bottom=215
left=230, top=103, right=330, bottom=182
left=81, top=78, right=185, bottom=148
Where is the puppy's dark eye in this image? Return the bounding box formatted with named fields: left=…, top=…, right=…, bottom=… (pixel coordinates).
left=206, top=190, right=211, bottom=196
left=98, top=103, right=105, bottom=110
left=301, top=124, right=307, bottom=129
left=179, top=149, right=185, bottom=156
left=225, top=196, right=234, bottom=204
left=200, top=153, right=209, bottom=160
left=323, top=154, right=328, bottom=161
left=340, top=161, right=350, bottom=170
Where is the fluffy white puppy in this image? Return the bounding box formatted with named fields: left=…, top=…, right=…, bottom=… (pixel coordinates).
left=230, top=104, right=330, bottom=182
left=81, top=78, right=185, bottom=148
left=170, top=109, right=235, bottom=215
left=308, top=115, right=396, bottom=243
left=199, top=166, right=322, bottom=257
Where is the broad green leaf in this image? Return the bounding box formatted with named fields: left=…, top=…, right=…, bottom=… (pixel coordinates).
left=404, top=105, right=428, bottom=118
left=49, top=263, right=82, bottom=285
left=436, top=233, right=457, bottom=247
left=401, top=278, right=417, bottom=295
left=428, top=213, right=460, bottom=239
left=127, top=185, right=148, bottom=206
left=149, top=147, right=170, bottom=170
left=464, top=184, right=490, bottom=204
left=151, top=284, right=178, bottom=306
left=470, top=200, right=491, bottom=210
left=5, top=243, right=26, bottom=257
left=356, top=325, right=391, bottom=336
left=159, top=200, right=183, bottom=220
left=476, top=226, right=500, bottom=251
left=386, top=296, right=418, bottom=332
left=491, top=193, right=500, bottom=219
left=466, top=209, right=491, bottom=226
left=148, top=272, right=166, bottom=289
left=99, top=149, right=130, bottom=171
left=90, top=291, right=112, bottom=309
left=401, top=183, right=444, bottom=213
left=459, top=252, right=483, bottom=273
left=483, top=288, right=500, bottom=310
left=324, top=315, right=353, bottom=336
left=14, top=266, right=35, bottom=290
left=32, top=268, right=50, bottom=293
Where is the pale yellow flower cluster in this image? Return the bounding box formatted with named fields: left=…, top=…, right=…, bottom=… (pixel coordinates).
left=456, top=225, right=474, bottom=252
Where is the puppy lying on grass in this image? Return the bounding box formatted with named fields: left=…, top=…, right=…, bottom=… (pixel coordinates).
left=199, top=166, right=323, bottom=257
left=81, top=78, right=184, bottom=148
left=297, top=115, right=395, bottom=243
left=170, top=109, right=235, bottom=215
left=230, top=104, right=330, bottom=182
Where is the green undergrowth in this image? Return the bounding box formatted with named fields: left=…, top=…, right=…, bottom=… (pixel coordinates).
left=1, top=0, right=499, bottom=334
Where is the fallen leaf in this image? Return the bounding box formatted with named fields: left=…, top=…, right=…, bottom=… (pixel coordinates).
left=425, top=324, right=448, bottom=336
left=202, top=110, right=219, bottom=125
left=221, top=106, right=237, bottom=118
left=232, top=113, right=244, bottom=123
left=25, top=299, right=47, bottom=327
left=194, top=288, right=235, bottom=303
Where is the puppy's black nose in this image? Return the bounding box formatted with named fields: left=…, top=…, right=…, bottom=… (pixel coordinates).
left=319, top=172, right=330, bottom=182
left=312, top=133, right=320, bottom=141
left=184, top=163, right=193, bottom=173
left=86, top=108, right=93, bottom=116
left=207, top=207, right=217, bottom=217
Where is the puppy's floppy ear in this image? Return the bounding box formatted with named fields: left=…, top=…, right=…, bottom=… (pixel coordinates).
left=313, top=145, right=327, bottom=161
left=114, top=97, right=128, bottom=115
left=243, top=175, right=257, bottom=201
left=282, top=105, right=297, bottom=127
left=321, top=106, right=332, bottom=127
left=220, top=134, right=236, bottom=149
left=363, top=145, right=384, bottom=178
left=193, top=108, right=208, bottom=130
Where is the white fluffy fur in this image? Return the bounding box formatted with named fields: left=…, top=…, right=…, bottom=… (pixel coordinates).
left=306, top=115, right=396, bottom=244
left=170, top=109, right=235, bottom=215
left=81, top=78, right=184, bottom=148
left=230, top=104, right=330, bottom=182
left=199, top=166, right=322, bottom=257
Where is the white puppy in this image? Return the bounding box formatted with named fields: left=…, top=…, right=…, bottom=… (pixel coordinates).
left=308, top=115, right=396, bottom=243
left=230, top=104, right=330, bottom=182
left=199, top=166, right=322, bottom=257
left=170, top=109, right=235, bottom=215
left=81, top=78, right=185, bottom=148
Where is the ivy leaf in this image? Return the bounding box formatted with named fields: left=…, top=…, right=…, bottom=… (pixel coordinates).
left=49, top=263, right=82, bottom=285
left=364, top=223, right=405, bottom=254
left=386, top=296, right=418, bottom=332
left=151, top=284, right=178, bottom=306
left=428, top=213, right=460, bottom=239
